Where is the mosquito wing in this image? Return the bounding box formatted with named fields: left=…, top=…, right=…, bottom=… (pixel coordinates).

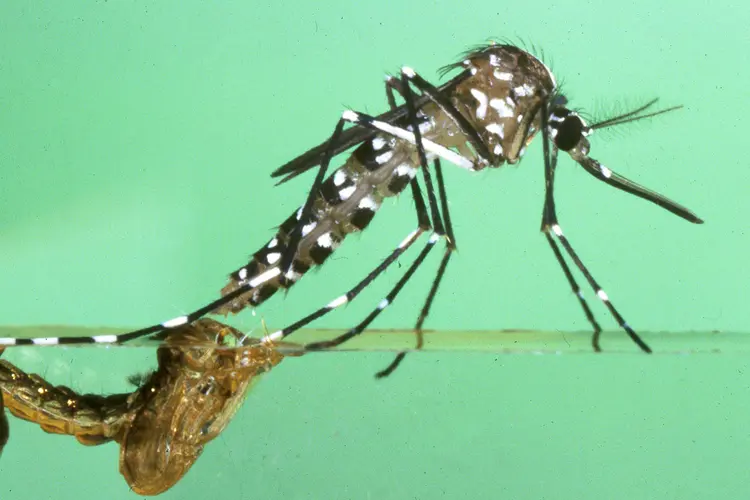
left=270, top=71, right=471, bottom=185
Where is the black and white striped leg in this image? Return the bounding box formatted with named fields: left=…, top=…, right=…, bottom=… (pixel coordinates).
left=0, top=267, right=282, bottom=347
left=281, top=118, right=347, bottom=275
left=384, top=75, right=406, bottom=110
left=399, top=68, right=446, bottom=238
left=262, top=179, right=433, bottom=343
left=539, top=102, right=649, bottom=353
left=305, top=232, right=441, bottom=351
left=544, top=223, right=650, bottom=352
left=543, top=232, right=602, bottom=350
left=308, top=70, right=472, bottom=365
left=376, top=159, right=458, bottom=378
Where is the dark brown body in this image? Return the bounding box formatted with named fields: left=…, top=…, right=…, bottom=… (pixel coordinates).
left=220, top=44, right=556, bottom=314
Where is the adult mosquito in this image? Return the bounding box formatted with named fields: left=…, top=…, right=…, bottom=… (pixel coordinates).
left=0, top=42, right=703, bottom=376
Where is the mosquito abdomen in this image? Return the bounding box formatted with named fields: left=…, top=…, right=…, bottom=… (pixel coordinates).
left=218, top=128, right=428, bottom=314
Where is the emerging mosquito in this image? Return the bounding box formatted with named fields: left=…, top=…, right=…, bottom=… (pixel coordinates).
left=0, top=319, right=289, bottom=495
left=0, top=41, right=702, bottom=375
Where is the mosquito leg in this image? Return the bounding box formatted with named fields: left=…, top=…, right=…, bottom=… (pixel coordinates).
left=0, top=265, right=284, bottom=347
left=375, top=159, right=458, bottom=378
left=262, top=179, right=432, bottom=343
left=544, top=232, right=603, bottom=351
left=538, top=100, right=649, bottom=353
left=353, top=73, right=450, bottom=364
left=384, top=75, right=405, bottom=110
left=545, top=224, right=650, bottom=352
left=304, top=232, right=441, bottom=350
left=281, top=118, right=347, bottom=275
left=307, top=73, right=462, bottom=359
left=374, top=68, right=486, bottom=375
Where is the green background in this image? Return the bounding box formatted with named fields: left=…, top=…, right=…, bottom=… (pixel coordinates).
left=1, top=0, right=749, bottom=498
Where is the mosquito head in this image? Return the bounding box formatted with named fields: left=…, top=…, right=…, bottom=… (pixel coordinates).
left=547, top=101, right=592, bottom=154
left=545, top=97, right=703, bottom=224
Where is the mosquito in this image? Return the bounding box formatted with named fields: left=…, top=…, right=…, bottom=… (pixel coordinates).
left=0, top=42, right=703, bottom=376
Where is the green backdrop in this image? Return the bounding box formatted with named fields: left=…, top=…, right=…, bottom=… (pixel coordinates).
left=1, top=0, right=749, bottom=498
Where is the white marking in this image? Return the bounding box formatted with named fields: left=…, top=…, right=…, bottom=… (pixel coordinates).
left=401, top=66, right=416, bottom=78
left=395, top=163, right=417, bottom=178
left=238, top=268, right=248, bottom=280
left=317, top=232, right=333, bottom=248
left=576, top=290, right=585, bottom=299
left=342, top=110, right=359, bottom=122
left=265, top=330, right=283, bottom=343
left=266, top=252, right=281, bottom=264
left=517, top=113, right=524, bottom=123
left=514, top=83, right=535, bottom=97
left=0, top=338, right=17, bottom=345
left=363, top=118, right=473, bottom=170
left=372, top=136, right=387, bottom=150
left=486, top=122, right=505, bottom=138
left=32, top=338, right=59, bottom=345
left=597, top=290, right=610, bottom=302
left=377, top=298, right=390, bottom=310
left=249, top=267, right=281, bottom=287
left=489, top=54, right=500, bottom=66
left=295, top=207, right=303, bottom=220
left=519, top=146, right=527, bottom=157
left=333, top=170, right=347, bottom=186
left=600, top=165, right=613, bottom=178
left=470, top=88, right=488, bottom=120
left=93, top=335, right=118, bottom=343
left=418, top=120, right=432, bottom=134
left=493, top=70, right=513, bottom=81
left=551, top=224, right=563, bottom=236
left=327, top=295, right=348, bottom=309
left=399, top=229, right=420, bottom=249
left=493, top=144, right=504, bottom=156
left=428, top=233, right=440, bottom=244
left=339, top=185, right=356, bottom=201
left=489, top=98, right=514, bottom=118
left=375, top=151, right=394, bottom=164
left=301, top=222, right=316, bottom=237
left=284, top=267, right=302, bottom=282
left=267, top=238, right=278, bottom=248
left=163, top=315, right=188, bottom=328
left=463, top=59, right=479, bottom=75
left=358, top=196, right=379, bottom=211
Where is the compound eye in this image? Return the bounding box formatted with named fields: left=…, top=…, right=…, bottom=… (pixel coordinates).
left=555, top=115, right=584, bottom=151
